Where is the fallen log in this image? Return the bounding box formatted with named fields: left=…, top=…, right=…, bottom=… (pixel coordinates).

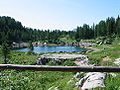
left=0, top=64, right=120, bottom=72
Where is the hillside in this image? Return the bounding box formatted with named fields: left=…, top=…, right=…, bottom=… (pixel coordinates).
left=0, top=44, right=120, bottom=89
left=0, top=16, right=120, bottom=89
left=0, top=16, right=120, bottom=46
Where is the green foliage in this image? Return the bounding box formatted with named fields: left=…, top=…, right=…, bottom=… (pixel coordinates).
left=1, top=16, right=120, bottom=46
left=0, top=44, right=120, bottom=89
left=46, top=60, right=77, bottom=66
left=86, top=45, right=120, bottom=90
left=0, top=70, right=74, bottom=90
left=28, top=42, right=34, bottom=51
left=0, top=41, right=10, bottom=64
left=59, top=35, right=76, bottom=43
left=9, top=52, right=37, bottom=65
left=27, top=42, right=34, bottom=54
left=112, top=37, right=120, bottom=45
left=62, top=60, right=77, bottom=66
left=0, top=15, right=120, bottom=89
left=0, top=51, right=76, bottom=89
left=76, top=16, right=120, bottom=41
left=88, top=45, right=120, bottom=65
left=104, top=73, right=120, bottom=90
left=46, top=61, right=60, bottom=66
left=0, top=16, right=76, bottom=44
left=91, top=73, right=120, bottom=90
left=89, top=55, right=103, bottom=65
left=75, top=24, right=94, bottom=41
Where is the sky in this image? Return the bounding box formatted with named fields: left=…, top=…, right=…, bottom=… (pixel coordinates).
left=0, top=0, right=120, bottom=30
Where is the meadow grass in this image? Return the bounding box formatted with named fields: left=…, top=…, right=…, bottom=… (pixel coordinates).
left=86, top=44, right=120, bottom=90
left=0, top=51, right=76, bottom=89
left=0, top=44, right=120, bottom=89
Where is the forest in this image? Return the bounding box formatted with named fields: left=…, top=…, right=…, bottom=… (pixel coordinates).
left=0, top=16, right=120, bottom=89
left=0, top=16, right=120, bottom=45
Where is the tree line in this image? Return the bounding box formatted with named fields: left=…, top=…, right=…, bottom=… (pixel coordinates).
left=0, top=16, right=72, bottom=45
left=76, top=16, right=120, bottom=41
left=0, top=16, right=120, bottom=45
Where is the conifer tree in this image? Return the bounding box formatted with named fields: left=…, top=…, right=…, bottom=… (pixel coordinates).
left=1, top=40, right=10, bottom=64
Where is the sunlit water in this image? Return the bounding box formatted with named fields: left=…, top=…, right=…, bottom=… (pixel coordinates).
left=15, top=46, right=87, bottom=53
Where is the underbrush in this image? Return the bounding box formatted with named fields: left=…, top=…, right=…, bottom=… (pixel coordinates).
left=86, top=44, right=120, bottom=90
left=0, top=51, right=77, bottom=89
left=0, top=70, right=75, bottom=89
left=88, top=45, right=120, bottom=66
left=0, top=44, right=120, bottom=89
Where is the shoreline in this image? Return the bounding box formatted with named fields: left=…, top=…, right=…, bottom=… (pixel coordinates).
left=84, top=46, right=100, bottom=52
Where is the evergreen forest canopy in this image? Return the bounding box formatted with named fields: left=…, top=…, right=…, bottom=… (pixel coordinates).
left=0, top=16, right=120, bottom=45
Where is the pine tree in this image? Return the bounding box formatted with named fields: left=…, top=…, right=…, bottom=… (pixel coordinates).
left=1, top=41, right=10, bottom=64
left=28, top=42, right=34, bottom=51
left=116, top=15, right=120, bottom=36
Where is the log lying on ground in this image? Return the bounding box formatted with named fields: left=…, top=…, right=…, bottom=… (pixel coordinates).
left=0, top=64, right=120, bottom=72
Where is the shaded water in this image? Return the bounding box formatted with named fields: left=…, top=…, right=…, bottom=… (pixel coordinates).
left=15, top=46, right=87, bottom=53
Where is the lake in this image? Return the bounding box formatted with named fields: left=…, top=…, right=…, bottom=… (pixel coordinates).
left=15, top=46, right=87, bottom=53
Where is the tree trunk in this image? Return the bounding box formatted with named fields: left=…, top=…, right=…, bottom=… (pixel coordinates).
left=0, top=64, right=120, bottom=72
left=4, top=55, right=7, bottom=64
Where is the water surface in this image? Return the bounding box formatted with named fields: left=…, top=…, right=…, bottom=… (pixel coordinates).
left=15, top=46, right=87, bottom=53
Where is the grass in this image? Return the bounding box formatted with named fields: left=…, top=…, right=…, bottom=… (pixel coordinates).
left=0, top=70, right=75, bottom=89
left=87, top=45, right=120, bottom=66
left=85, top=44, right=120, bottom=90
left=0, top=44, right=120, bottom=89
left=0, top=51, right=77, bottom=90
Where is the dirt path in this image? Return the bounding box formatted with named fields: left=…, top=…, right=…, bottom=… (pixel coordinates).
left=86, top=47, right=100, bottom=52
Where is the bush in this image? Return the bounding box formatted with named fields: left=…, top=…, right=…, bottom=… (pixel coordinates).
left=62, top=60, right=77, bottom=66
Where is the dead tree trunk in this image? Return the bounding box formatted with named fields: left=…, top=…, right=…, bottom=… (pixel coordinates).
left=0, top=64, right=120, bottom=72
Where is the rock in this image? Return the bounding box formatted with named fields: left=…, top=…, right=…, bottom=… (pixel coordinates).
left=102, top=56, right=112, bottom=62
left=37, top=58, right=41, bottom=64
left=67, top=78, right=74, bottom=84
left=101, top=56, right=112, bottom=65
left=75, top=78, right=84, bottom=87
left=37, top=54, right=88, bottom=65
left=99, top=42, right=103, bottom=45
left=109, top=73, right=117, bottom=77
left=48, top=86, right=59, bottom=90
left=37, top=57, right=49, bottom=65
left=113, top=58, right=120, bottom=66
left=96, top=41, right=100, bottom=44
left=51, top=58, right=63, bottom=64
left=68, top=72, right=84, bottom=84
left=86, top=50, right=93, bottom=53
left=54, top=87, right=59, bottom=90
left=48, top=86, right=54, bottom=90
left=73, top=72, right=81, bottom=79
left=76, top=55, right=89, bottom=65
left=76, top=72, right=106, bottom=90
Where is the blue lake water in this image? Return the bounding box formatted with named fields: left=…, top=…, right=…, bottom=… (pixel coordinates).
left=15, top=46, right=87, bottom=53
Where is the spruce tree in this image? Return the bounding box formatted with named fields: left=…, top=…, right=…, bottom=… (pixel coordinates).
left=1, top=41, right=10, bottom=64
